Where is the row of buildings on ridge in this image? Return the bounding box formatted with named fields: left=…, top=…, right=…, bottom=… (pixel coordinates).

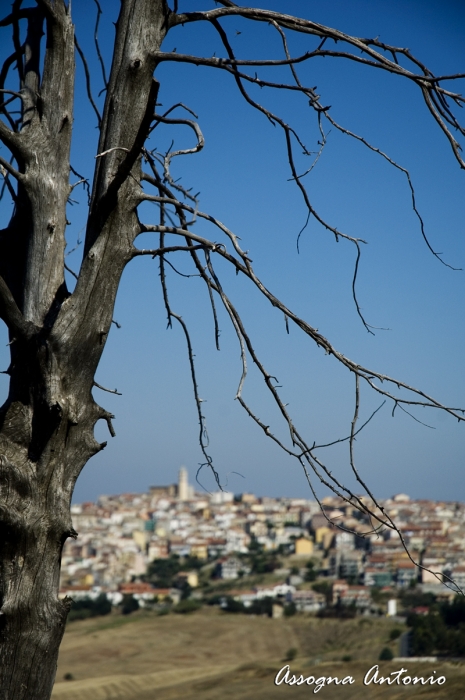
left=60, top=467, right=465, bottom=612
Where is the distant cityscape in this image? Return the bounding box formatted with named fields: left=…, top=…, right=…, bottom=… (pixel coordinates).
left=61, top=466, right=465, bottom=615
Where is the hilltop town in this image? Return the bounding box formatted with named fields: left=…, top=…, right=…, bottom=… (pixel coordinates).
left=61, top=467, right=465, bottom=615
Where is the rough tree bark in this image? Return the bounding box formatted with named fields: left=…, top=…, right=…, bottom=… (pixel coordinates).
left=0, top=1, right=463, bottom=699
left=0, top=2, right=170, bottom=698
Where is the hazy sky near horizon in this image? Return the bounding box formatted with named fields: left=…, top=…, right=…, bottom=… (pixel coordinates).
left=0, top=0, right=464, bottom=504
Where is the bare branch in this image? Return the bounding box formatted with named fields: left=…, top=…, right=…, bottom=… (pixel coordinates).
left=0, top=48, right=25, bottom=130
left=151, top=110, right=205, bottom=175
left=0, top=88, right=23, bottom=101
left=392, top=401, right=436, bottom=429
left=322, top=112, right=461, bottom=271
left=349, top=375, right=375, bottom=502
left=0, top=274, right=38, bottom=338
left=169, top=7, right=465, bottom=167
left=312, top=400, right=386, bottom=450
left=64, top=262, right=78, bottom=281
left=137, top=182, right=464, bottom=544
left=11, top=0, right=24, bottom=88
left=138, top=224, right=224, bottom=250
left=131, top=244, right=211, bottom=257
left=93, top=381, right=122, bottom=396
left=0, top=8, right=33, bottom=28
left=0, top=121, right=25, bottom=169
left=154, top=34, right=462, bottom=283
left=70, top=164, right=91, bottom=204
left=151, top=190, right=222, bottom=489
left=99, top=409, right=116, bottom=438
left=74, top=35, right=102, bottom=127
left=92, top=0, right=108, bottom=89
left=0, top=166, right=18, bottom=204
left=188, top=236, right=401, bottom=537
left=139, top=217, right=465, bottom=422
left=95, top=146, right=129, bottom=159
left=0, top=153, right=22, bottom=181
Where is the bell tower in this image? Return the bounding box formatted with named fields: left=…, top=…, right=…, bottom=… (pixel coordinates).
left=178, top=466, right=188, bottom=502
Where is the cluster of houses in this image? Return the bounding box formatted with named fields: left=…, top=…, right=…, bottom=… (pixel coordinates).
left=60, top=468, right=465, bottom=612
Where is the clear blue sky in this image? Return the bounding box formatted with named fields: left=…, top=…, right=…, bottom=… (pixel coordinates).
left=0, top=0, right=463, bottom=503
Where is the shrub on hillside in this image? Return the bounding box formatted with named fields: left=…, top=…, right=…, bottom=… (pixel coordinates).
left=305, top=561, right=317, bottom=582
left=222, top=597, right=246, bottom=613
left=379, top=647, right=394, bottom=661
left=247, top=597, right=273, bottom=617
left=284, top=602, right=297, bottom=617
left=389, top=628, right=402, bottom=641
left=121, top=594, right=139, bottom=615
left=284, top=647, right=298, bottom=661
left=311, top=580, right=332, bottom=603
left=67, top=594, right=112, bottom=622
left=173, top=599, right=202, bottom=614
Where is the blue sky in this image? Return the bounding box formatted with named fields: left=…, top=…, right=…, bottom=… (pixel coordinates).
left=0, top=0, right=463, bottom=503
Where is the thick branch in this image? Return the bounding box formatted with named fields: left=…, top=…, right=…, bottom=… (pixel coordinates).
left=0, top=274, right=37, bottom=338
left=0, top=155, right=22, bottom=181
left=0, top=121, right=26, bottom=168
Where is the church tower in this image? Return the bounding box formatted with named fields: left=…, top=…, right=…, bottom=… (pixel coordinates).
left=178, top=466, right=188, bottom=502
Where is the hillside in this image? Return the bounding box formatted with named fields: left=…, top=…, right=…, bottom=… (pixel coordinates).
left=52, top=607, right=465, bottom=699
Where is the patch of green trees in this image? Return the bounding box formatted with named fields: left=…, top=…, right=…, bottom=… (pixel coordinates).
left=67, top=594, right=112, bottom=622
left=407, top=595, right=465, bottom=656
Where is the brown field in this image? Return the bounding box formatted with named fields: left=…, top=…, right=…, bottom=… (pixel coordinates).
left=52, top=607, right=465, bottom=699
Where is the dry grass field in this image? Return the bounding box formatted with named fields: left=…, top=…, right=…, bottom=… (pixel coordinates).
left=52, top=607, right=465, bottom=699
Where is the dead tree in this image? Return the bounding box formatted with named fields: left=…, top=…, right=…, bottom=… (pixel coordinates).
left=0, top=1, right=463, bottom=698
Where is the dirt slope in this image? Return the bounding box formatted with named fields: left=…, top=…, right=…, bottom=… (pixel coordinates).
left=52, top=608, right=465, bottom=699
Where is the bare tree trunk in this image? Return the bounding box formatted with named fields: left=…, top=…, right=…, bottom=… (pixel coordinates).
left=0, top=2, right=170, bottom=698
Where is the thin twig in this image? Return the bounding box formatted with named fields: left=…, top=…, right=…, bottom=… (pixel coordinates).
left=93, top=381, right=122, bottom=396
left=92, top=0, right=108, bottom=88
left=74, top=35, right=102, bottom=127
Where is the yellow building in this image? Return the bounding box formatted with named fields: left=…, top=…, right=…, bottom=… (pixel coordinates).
left=177, top=571, right=199, bottom=588
left=315, top=526, right=335, bottom=550
left=190, top=544, right=208, bottom=560
left=132, top=529, right=147, bottom=551
left=294, top=537, right=313, bottom=556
